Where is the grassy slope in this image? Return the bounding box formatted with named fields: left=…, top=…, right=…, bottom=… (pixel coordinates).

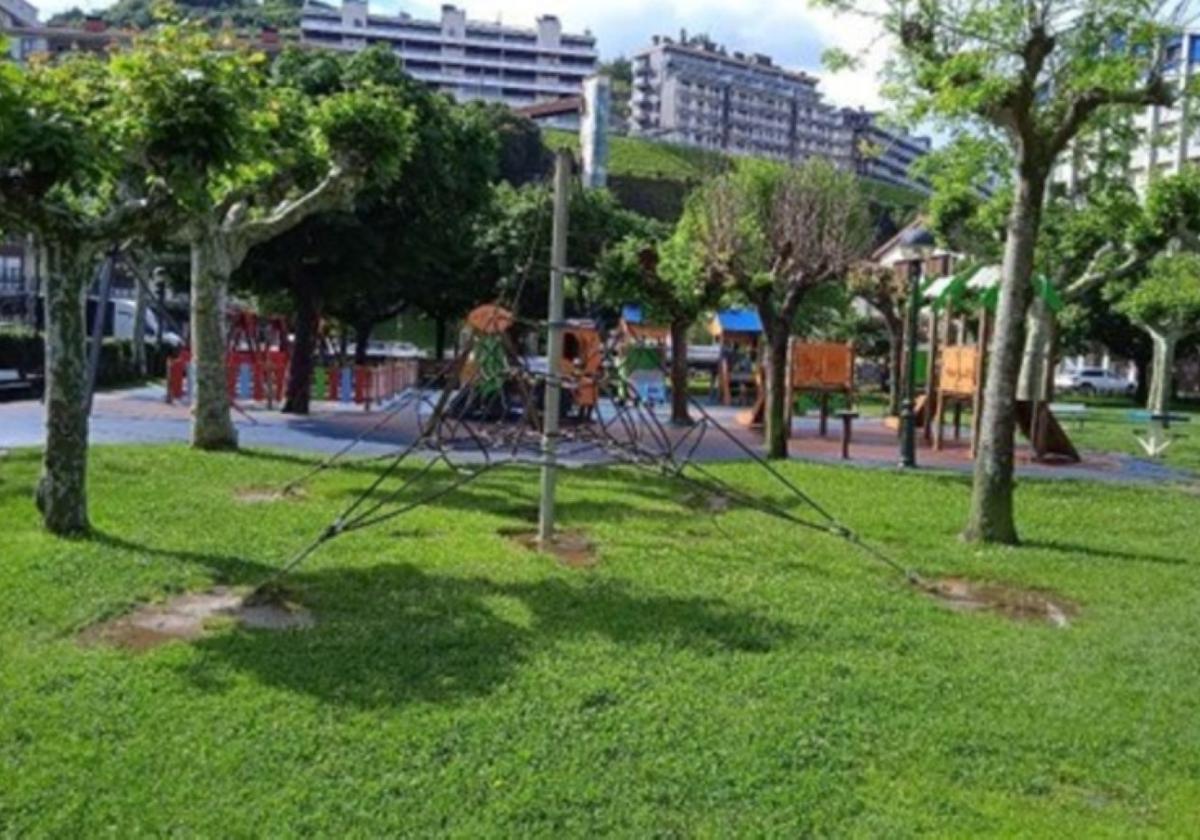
left=1, top=447, right=1198, bottom=835
left=543, top=129, right=926, bottom=211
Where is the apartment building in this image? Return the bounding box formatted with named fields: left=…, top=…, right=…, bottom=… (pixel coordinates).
left=838, top=108, right=932, bottom=194
left=300, top=1, right=598, bottom=107
left=1052, top=31, right=1200, bottom=194
left=630, top=34, right=851, bottom=166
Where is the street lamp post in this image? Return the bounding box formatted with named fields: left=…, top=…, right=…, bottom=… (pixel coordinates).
left=897, top=228, right=936, bottom=469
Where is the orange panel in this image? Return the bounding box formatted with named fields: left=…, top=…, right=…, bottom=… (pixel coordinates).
left=941, top=346, right=980, bottom=396
left=791, top=342, right=854, bottom=391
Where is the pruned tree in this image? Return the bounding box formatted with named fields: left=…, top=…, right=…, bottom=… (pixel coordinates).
left=594, top=204, right=718, bottom=425
left=819, top=0, right=1182, bottom=543
left=0, top=45, right=160, bottom=535
left=848, top=261, right=909, bottom=415
left=1115, top=253, right=1200, bottom=414
left=690, top=160, right=871, bottom=458
left=112, top=29, right=414, bottom=448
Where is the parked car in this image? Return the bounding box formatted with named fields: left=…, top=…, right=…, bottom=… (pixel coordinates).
left=365, top=340, right=423, bottom=360
left=1055, top=367, right=1136, bottom=396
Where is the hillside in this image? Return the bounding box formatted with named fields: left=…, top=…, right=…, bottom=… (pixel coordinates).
left=48, top=0, right=302, bottom=31
left=543, top=128, right=925, bottom=219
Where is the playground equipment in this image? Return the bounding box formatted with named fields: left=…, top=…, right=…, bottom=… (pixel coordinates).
left=258, top=292, right=921, bottom=601
left=710, top=309, right=763, bottom=406
left=167, top=310, right=290, bottom=407
left=926, top=265, right=1080, bottom=463
left=167, top=309, right=416, bottom=410
left=617, top=306, right=668, bottom=406
left=739, top=340, right=856, bottom=437
left=448, top=303, right=603, bottom=425
left=246, top=151, right=924, bottom=606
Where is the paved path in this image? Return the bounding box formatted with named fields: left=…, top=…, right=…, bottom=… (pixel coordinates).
left=1, top=385, right=1193, bottom=487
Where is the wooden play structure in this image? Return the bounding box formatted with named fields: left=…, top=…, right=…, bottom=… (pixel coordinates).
left=739, top=340, right=856, bottom=436
left=561, top=320, right=604, bottom=419
left=710, top=309, right=763, bottom=406
left=617, top=306, right=668, bottom=405
left=926, top=266, right=1080, bottom=463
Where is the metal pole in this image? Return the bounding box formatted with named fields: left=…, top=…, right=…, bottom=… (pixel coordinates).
left=538, top=149, right=571, bottom=545
left=899, top=259, right=922, bottom=468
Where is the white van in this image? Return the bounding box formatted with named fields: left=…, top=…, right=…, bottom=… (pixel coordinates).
left=85, top=298, right=183, bottom=348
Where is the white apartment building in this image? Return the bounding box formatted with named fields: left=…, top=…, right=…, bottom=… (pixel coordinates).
left=299, top=2, right=598, bottom=108
left=1128, top=31, right=1200, bottom=190
left=630, top=34, right=851, bottom=166
left=1054, top=31, right=1200, bottom=194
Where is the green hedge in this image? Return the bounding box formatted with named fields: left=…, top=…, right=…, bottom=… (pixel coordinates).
left=0, top=327, right=170, bottom=386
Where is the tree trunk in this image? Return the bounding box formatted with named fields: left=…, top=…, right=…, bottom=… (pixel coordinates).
left=36, top=246, right=91, bottom=536
left=190, top=240, right=238, bottom=451
left=1133, top=353, right=1151, bottom=405
left=283, top=286, right=319, bottom=415
left=1017, top=296, right=1055, bottom=402
left=886, top=319, right=902, bottom=416
left=132, top=276, right=148, bottom=377
left=354, top=325, right=371, bottom=366
left=669, top=317, right=692, bottom=426
left=434, top=317, right=447, bottom=361
left=1147, top=329, right=1179, bottom=416
left=963, top=169, right=1045, bottom=545
left=764, top=329, right=790, bottom=459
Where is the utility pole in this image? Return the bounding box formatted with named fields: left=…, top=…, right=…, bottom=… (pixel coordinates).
left=538, top=149, right=571, bottom=546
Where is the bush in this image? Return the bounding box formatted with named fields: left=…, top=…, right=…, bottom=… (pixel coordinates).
left=0, top=327, right=170, bottom=386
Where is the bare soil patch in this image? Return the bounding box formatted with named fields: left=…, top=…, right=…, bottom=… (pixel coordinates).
left=80, top=587, right=314, bottom=653
left=233, top=486, right=305, bottom=504
left=502, top=528, right=599, bottom=569
left=925, top=577, right=1076, bottom=628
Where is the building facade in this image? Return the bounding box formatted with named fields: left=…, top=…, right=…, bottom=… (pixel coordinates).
left=629, top=34, right=851, bottom=166
left=838, top=108, right=932, bottom=194
left=1053, top=31, right=1200, bottom=194
left=300, top=2, right=598, bottom=108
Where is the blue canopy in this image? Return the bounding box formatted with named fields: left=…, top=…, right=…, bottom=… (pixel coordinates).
left=621, top=305, right=644, bottom=325
left=715, top=308, right=763, bottom=334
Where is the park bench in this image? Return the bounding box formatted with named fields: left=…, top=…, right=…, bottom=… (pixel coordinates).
left=1048, top=402, right=1089, bottom=430
left=1125, top=410, right=1191, bottom=458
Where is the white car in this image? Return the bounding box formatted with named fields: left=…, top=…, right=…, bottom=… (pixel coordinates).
left=1055, top=367, right=1136, bottom=396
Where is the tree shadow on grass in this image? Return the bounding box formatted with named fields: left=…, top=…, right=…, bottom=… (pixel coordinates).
left=1023, top=539, right=1194, bottom=567
left=89, top=531, right=274, bottom=586
left=179, top=562, right=794, bottom=710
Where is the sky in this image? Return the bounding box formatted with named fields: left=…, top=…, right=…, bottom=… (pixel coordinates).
left=32, top=0, right=896, bottom=111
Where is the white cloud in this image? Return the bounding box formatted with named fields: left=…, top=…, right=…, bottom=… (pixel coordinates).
left=29, top=0, right=895, bottom=110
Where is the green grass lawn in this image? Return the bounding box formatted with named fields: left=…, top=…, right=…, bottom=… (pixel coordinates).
left=1056, top=402, right=1200, bottom=474
left=2, top=446, right=1199, bottom=834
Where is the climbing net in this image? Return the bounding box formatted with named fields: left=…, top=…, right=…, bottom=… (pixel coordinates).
left=252, top=298, right=921, bottom=598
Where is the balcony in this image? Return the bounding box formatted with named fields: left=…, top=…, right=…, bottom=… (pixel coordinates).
left=300, top=18, right=598, bottom=60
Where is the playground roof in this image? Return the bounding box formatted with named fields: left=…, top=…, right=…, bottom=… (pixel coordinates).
left=713, top=309, right=763, bottom=334
left=621, top=305, right=644, bottom=325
